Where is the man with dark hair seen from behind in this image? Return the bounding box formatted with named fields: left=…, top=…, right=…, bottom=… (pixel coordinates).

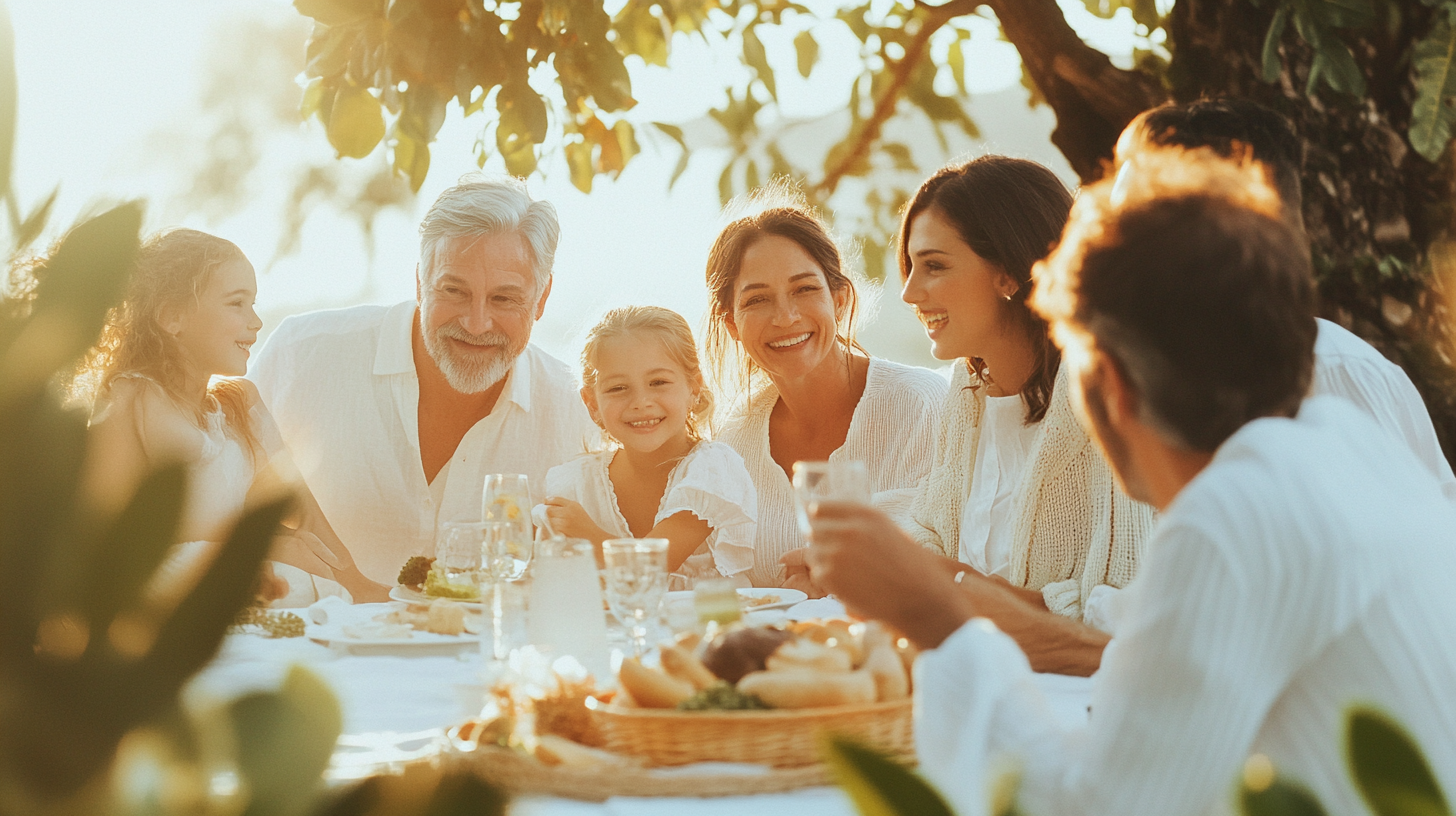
left=1119, top=98, right=1456, bottom=507
left=805, top=152, right=1456, bottom=816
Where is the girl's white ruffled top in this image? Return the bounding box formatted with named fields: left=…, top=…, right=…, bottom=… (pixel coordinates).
left=541, top=441, right=757, bottom=590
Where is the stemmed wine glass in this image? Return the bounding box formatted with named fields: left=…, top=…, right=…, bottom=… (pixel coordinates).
left=483, top=473, right=533, bottom=581
left=602, top=538, right=669, bottom=658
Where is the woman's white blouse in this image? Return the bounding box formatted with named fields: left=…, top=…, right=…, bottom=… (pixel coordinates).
left=717, top=357, right=946, bottom=587
left=915, top=399, right=1456, bottom=816
left=958, top=393, right=1040, bottom=578
left=541, top=441, right=756, bottom=590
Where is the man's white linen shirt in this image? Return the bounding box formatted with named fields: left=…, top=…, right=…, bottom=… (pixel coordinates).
left=1081, top=317, right=1456, bottom=633
left=915, top=398, right=1456, bottom=816
left=1312, top=317, right=1456, bottom=500
left=250, top=301, right=599, bottom=584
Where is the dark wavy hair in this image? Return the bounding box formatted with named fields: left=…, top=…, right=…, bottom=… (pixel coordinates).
left=899, top=155, right=1073, bottom=423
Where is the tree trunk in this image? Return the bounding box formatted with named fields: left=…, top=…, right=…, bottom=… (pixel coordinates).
left=993, top=0, right=1456, bottom=469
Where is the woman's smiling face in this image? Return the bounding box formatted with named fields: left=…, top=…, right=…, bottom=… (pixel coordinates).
left=901, top=206, right=1016, bottom=361
left=728, top=234, right=848, bottom=383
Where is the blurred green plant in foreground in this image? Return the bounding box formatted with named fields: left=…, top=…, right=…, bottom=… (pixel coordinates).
left=825, top=707, right=1450, bottom=816
left=0, top=2, right=506, bottom=813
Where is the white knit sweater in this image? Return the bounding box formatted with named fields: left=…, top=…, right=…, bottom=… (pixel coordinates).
left=718, top=357, right=947, bottom=587
left=897, top=361, right=1155, bottom=623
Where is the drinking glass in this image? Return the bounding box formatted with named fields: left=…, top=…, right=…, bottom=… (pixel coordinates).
left=527, top=538, right=610, bottom=681
left=481, top=521, right=520, bottom=662
left=483, top=473, right=533, bottom=581
left=435, top=521, right=487, bottom=599
left=602, top=538, right=670, bottom=657
left=791, top=460, right=871, bottom=537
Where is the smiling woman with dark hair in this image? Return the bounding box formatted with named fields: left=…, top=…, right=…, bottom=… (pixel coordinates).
left=706, top=205, right=946, bottom=588
left=891, top=155, right=1154, bottom=635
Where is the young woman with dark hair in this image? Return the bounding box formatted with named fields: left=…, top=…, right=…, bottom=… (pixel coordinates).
left=894, top=155, right=1154, bottom=626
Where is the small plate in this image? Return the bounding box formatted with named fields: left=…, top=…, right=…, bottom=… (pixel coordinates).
left=389, top=585, right=484, bottom=610
left=306, top=622, right=480, bottom=650
left=664, top=587, right=808, bottom=612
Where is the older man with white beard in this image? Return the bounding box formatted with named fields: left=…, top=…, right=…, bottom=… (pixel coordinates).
left=251, top=175, right=597, bottom=584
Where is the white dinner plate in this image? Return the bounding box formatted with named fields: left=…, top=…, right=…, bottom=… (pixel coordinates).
left=389, top=585, right=484, bottom=610
left=306, top=622, right=481, bottom=650
left=664, top=587, right=808, bottom=612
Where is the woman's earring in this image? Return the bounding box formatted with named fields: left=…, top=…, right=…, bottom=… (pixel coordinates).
left=1002, top=292, right=1013, bottom=302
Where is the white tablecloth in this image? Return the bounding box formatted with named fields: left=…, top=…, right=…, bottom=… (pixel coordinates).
left=187, top=604, right=1092, bottom=815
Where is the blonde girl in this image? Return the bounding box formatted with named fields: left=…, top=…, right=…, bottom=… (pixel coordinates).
left=539, top=306, right=755, bottom=589
left=81, top=228, right=387, bottom=606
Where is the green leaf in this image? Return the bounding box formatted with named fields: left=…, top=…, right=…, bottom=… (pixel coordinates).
left=293, top=0, right=380, bottom=27
left=882, top=142, right=916, bottom=171
left=947, top=39, right=967, bottom=95
left=1306, top=0, right=1376, bottom=29
left=1319, top=40, right=1367, bottom=96
left=1, top=203, right=143, bottom=408
left=822, top=736, right=955, bottom=816
left=495, top=80, right=548, bottom=176
left=653, top=121, right=687, bottom=150
left=718, top=158, right=735, bottom=206
left=794, top=30, right=818, bottom=78
left=144, top=496, right=290, bottom=694
left=14, top=186, right=58, bottom=251
left=392, top=131, right=430, bottom=193
left=299, top=77, right=327, bottom=121
left=304, top=24, right=352, bottom=79
left=1347, top=707, right=1451, bottom=816
left=615, top=0, right=669, bottom=67
left=1410, top=9, right=1456, bottom=162
left=398, top=84, right=447, bottom=142
left=614, top=120, right=640, bottom=167
left=76, top=463, right=188, bottom=632
left=565, top=141, right=594, bottom=193
left=743, top=25, right=777, bottom=100
left=230, top=666, right=343, bottom=816
left=1240, top=776, right=1328, bottom=816
left=326, top=83, right=385, bottom=159
left=745, top=158, right=760, bottom=191
left=1262, top=4, right=1292, bottom=83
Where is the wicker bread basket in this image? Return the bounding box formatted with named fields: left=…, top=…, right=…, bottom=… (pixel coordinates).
left=585, top=696, right=914, bottom=767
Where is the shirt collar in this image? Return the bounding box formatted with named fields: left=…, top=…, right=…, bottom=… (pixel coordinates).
left=373, top=298, right=537, bottom=414
left=374, top=300, right=419, bottom=376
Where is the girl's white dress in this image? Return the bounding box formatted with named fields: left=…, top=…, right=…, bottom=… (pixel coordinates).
left=105, top=374, right=350, bottom=608
left=540, top=441, right=756, bottom=590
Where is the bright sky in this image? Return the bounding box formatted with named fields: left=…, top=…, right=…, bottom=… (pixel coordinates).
left=9, top=0, right=1140, bottom=369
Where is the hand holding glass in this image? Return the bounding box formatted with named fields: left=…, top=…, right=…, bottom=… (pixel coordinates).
left=603, top=538, right=669, bottom=658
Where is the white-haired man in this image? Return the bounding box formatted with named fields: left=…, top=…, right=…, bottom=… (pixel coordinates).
left=251, top=176, right=597, bottom=584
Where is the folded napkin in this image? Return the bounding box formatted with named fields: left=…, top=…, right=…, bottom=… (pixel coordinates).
left=308, top=594, right=353, bottom=625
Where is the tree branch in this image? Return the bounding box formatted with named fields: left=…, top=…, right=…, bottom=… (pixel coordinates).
left=813, top=0, right=982, bottom=197
left=985, top=0, right=1167, bottom=182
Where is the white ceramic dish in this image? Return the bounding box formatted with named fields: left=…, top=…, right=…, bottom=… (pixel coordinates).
left=664, top=587, right=808, bottom=613
left=389, top=585, right=484, bottom=610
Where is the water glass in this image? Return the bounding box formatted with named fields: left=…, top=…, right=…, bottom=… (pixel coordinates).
left=483, top=473, right=533, bottom=580
left=603, top=538, right=669, bottom=657
left=792, top=459, right=871, bottom=537
left=435, top=521, right=487, bottom=598
left=527, top=538, right=610, bottom=682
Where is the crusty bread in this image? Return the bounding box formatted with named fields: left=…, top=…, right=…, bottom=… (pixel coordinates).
left=617, top=657, right=694, bottom=709
left=737, top=668, right=877, bottom=708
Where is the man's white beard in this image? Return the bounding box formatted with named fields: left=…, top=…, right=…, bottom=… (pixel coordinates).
left=425, top=322, right=520, bottom=394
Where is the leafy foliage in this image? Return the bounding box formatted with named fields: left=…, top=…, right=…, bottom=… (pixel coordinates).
left=1347, top=708, right=1451, bottom=816
left=822, top=735, right=955, bottom=816
left=1410, top=3, right=1456, bottom=162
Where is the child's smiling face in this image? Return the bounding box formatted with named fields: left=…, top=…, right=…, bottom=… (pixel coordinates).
left=584, top=332, right=697, bottom=454
left=167, top=257, right=262, bottom=379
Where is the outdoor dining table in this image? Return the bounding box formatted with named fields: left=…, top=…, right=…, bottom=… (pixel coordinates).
left=187, top=603, right=1094, bottom=815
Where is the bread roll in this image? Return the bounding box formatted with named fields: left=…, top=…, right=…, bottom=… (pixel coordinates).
left=659, top=645, right=718, bottom=690
left=861, top=622, right=909, bottom=701
left=765, top=638, right=853, bottom=674
left=617, top=657, right=694, bottom=709
left=534, top=734, right=640, bottom=767
left=737, top=668, right=877, bottom=708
